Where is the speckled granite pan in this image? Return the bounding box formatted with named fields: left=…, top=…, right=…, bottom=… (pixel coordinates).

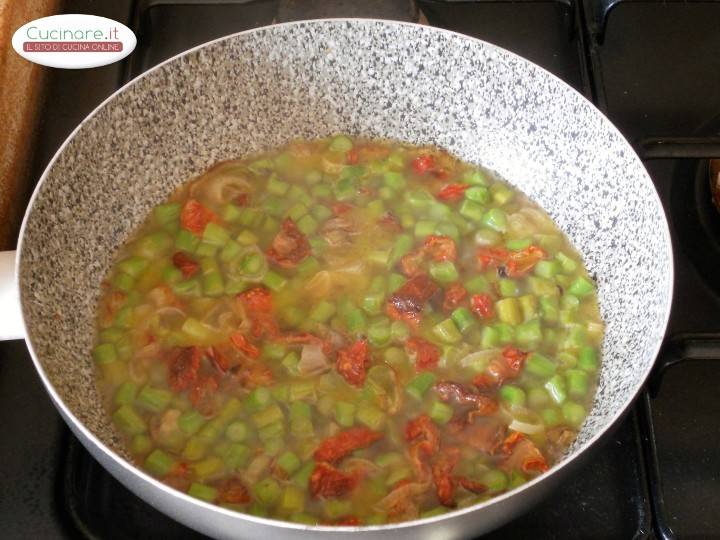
left=16, top=19, right=672, bottom=539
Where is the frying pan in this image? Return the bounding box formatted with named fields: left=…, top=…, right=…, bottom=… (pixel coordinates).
left=0, top=19, right=673, bottom=539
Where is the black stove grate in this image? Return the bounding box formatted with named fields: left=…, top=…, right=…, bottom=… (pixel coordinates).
left=2, top=0, right=720, bottom=538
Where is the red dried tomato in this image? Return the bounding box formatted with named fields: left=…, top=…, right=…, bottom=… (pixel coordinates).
left=424, top=235, right=457, bottom=262
left=238, top=287, right=277, bottom=338
left=499, top=431, right=549, bottom=474
left=336, top=339, right=371, bottom=387
left=405, top=337, right=441, bottom=372
left=266, top=218, right=311, bottom=268
left=180, top=199, right=218, bottom=236
left=399, top=249, right=425, bottom=278
left=167, top=347, right=201, bottom=391
left=432, top=448, right=460, bottom=507
left=172, top=252, right=199, bottom=278
left=436, top=183, right=470, bottom=202
left=476, top=247, right=510, bottom=271
left=332, top=202, right=354, bottom=215
left=433, top=381, right=499, bottom=417
left=456, top=476, right=487, bottom=494
left=506, top=245, right=547, bottom=277
left=502, top=346, right=529, bottom=373
left=313, top=427, right=383, bottom=463
left=207, top=346, right=229, bottom=373
left=345, top=148, right=359, bottom=165
left=470, top=293, right=495, bottom=319
left=412, top=154, right=436, bottom=175
left=386, top=274, right=439, bottom=328
left=405, top=414, right=440, bottom=475
left=229, top=332, right=260, bottom=359
left=309, top=462, right=358, bottom=498
left=405, top=415, right=440, bottom=448
left=443, top=283, right=467, bottom=311
left=217, top=478, right=251, bottom=504
left=238, top=286, right=273, bottom=312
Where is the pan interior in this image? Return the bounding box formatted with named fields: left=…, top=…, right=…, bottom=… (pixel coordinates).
left=19, top=20, right=671, bottom=470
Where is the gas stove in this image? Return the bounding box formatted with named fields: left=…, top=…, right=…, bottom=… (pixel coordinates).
left=2, top=1, right=719, bottom=538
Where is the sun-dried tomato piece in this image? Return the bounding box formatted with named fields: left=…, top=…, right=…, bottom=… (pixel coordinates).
left=443, top=283, right=467, bottom=312
left=217, top=478, right=251, bottom=504
left=386, top=274, right=439, bottom=328
left=266, top=217, right=311, bottom=269
left=432, top=447, right=460, bottom=507
left=405, top=337, right=441, bottom=372
left=470, top=293, right=495, bottom=319
left=180, top=199, right=218, bottom=236
left=436, top=183, right=470, bottom=202
left=405, top=414, right=440, bottom=476
left=206, top=346, right=229, bottom=373
left=456, top=476, right=487, bottom=494
left=433, top=381, right=499, bottom=417
left=336, top=339, right=371, bottom=386
left=345, top=148, right=359, bottom=165
left=171, top=252, right=199, bottom=278
left=238, top=286, right=272, bottom=312
left=423, top=235, right=457, bottom=262
left=502, top=346, right=529, bottom=373
left=238, top=287, right=278, bottom=338
left=167, top=347, right=201, bottom=391
left=476, top=247, right=510, bottom=271
left=313, top=427, right=383, bottom=463
left=190, top=374, right=218, bottom=414
left=332, top=202, right=354, bottom=215
left=472, top=346, right=528, bottom=391
left=378, top=212, right=402, bottom=232
left=399, top=249, right=425, bottom=278
left=412, top=154, right=436, bottom=175
left=499, top=432, right=549, bottom=475
left=506, top=246, right=547, bottom=277
left=229, top=332, right=260, bottom=359
left=309, top=462, right=359, bottom=498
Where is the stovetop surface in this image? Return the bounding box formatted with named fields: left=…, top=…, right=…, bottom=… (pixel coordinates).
left=2, top=1, right=720, bottom=538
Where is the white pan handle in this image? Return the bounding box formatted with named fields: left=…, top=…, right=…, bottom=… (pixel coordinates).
left=0, top=251, right=24, bottom=341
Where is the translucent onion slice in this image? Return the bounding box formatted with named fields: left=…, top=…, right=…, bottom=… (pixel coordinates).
left=459, top=349, right=501, bottom=373
left=509, top=418, right=545, bottom=435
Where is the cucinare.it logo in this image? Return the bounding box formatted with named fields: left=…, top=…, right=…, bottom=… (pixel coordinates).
left=12, top=14, right=136, bottom=69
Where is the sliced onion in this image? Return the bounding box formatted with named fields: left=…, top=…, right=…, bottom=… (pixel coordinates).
left=151, top=306, right=186, bottom=336
left=509, top=419, right=545, bottom=435
left=241, top=454, right=271, bottom=485
left=298, top=344, right=330, bottom=376
left=189, top=160, right=253, bottom=206
left=459, top=349, right=501, bottom=372
left=374, top=481, right=431, bottom=512
left=366, top=364, right=402, bottom=414
left=304, top=270, right=333, bottom=298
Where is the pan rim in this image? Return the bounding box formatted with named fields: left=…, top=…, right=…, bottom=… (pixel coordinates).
left=16, top=17, right=674, bottom=534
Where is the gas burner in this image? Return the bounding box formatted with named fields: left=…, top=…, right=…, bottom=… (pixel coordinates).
left=670, top=124, right=720, bottom=298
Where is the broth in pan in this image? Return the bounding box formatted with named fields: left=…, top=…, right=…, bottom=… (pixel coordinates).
left=93, top=136, right=603, bottom=525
